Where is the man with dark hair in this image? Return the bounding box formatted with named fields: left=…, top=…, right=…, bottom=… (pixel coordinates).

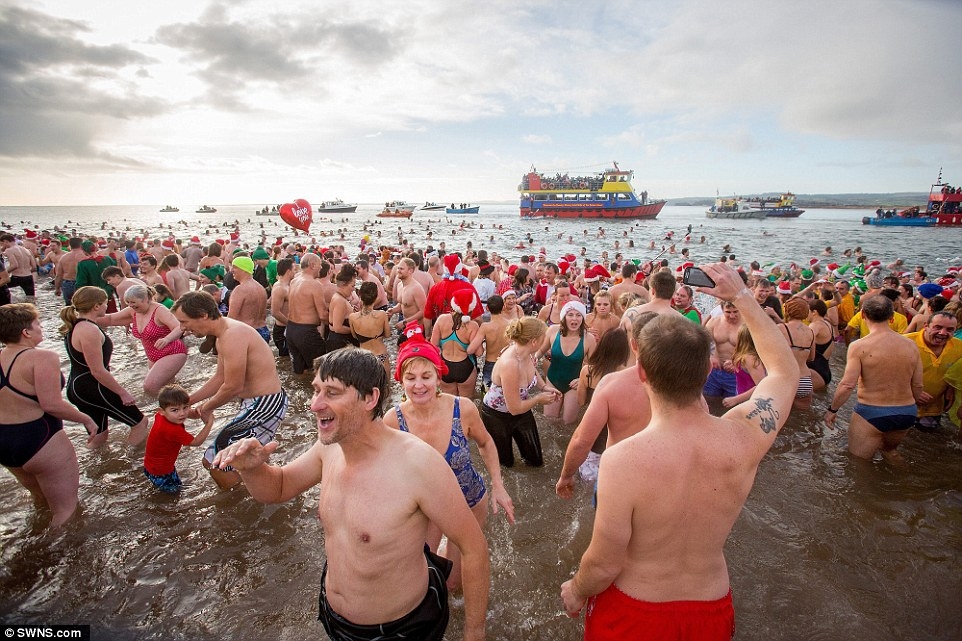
left=825, top=296, right=924, bottom=459
left=54, top=238, right=84, bottom=305
left=620, top=269, right=681, bottom=331
left=213, top=348, right=490, bottom=641
left=173, top=291, right=287, bottom=489
left=561, top=263, right=797, bottom=638
left=269, top=258, right=295, bottom=358
left=904, top=310, right=962, bottom=430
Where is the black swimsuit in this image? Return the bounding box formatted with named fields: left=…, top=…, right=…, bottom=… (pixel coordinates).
left=65, top=319, right=144, bottom=433
left=0, top=349, right=65, bottom=468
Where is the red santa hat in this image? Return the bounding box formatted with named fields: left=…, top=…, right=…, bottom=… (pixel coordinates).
left=450, top=289, right=478, bottom=322
left=394, top=324, right=447, bottom=381
left=190, top=236, right=201, bottom=244
left=558, top=260, right=570, bottom=275
left=229, top=232, right=240, bottom=242
left=827, top=262, right=839, bottom=271
left=23, top=229, right=38, bottom=239
left=161, top=239, right=175, bottom=250
left=776, top=281, right=793, bottom=295
left=809, top=258, right=819, bottom=267
left=443, top=253, right=464, bottom=279
left=215, top=238, right=226, bottom=245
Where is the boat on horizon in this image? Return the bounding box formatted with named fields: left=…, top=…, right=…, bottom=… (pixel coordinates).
left=747, top=192, right=805, bottom=218
left=706, top=196, right=766, bottom=220
left=256, top=205, right=280, bottom=216
left=519, top=162, right=666, bottom=219
left=384, top=200, right=416, bottom=213
left=447, top=204, right=480, bottom=214
left=421, top=202, right=446, bottom=211
left=862, top=171, right=962, bottom=227
left=160, top=205, right=179, bottom=213
left=317, top=198, right=358, bottom=213
left=196, top=205, right=217, bottom=213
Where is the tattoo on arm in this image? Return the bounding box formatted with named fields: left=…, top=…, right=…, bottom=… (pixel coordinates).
left=744, top=397, right=779, bottom=434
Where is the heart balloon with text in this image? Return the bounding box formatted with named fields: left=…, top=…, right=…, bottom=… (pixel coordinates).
left=280, top=199, right=313, bottom=232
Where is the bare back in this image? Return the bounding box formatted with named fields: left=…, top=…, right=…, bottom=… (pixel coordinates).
left=287, top=276, right=327, bottom=325
left=848, top=328, right=922, bottom=406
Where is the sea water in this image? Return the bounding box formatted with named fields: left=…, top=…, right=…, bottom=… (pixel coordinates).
left=1, top=204, right=961, bottom=640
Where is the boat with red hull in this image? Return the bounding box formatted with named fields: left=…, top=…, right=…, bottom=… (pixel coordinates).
left=519, top=162, right=665, bottom=219
left=862, top=171, right=962, bottom=227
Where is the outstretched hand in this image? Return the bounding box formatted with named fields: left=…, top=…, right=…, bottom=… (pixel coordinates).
left=212, top=437, right=278, bottom=472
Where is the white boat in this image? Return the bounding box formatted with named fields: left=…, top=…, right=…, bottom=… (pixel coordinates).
left=446, top=204, right=480, bottom=214
left=317, top=199, right=358, bottom=213
left=196, top=205, right=217, bottom=213
left=384, top=200, right=416, bottom=212
left=705, top=197, right=766, bottom=219
left=160, top=205, right=179, bottom=213
left=421, top=202, right=446, bottom=211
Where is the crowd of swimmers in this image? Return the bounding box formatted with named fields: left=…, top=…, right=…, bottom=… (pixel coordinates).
left=2, top=223, right=962, bottom=640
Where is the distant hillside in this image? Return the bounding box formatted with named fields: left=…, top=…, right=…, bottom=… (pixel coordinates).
left=670, top=192, right=929, bottom=208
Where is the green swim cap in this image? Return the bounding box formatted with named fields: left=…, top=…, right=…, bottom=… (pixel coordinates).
left=252, top=247, right=270, bottom=260
left=231, top=256, right=255, bottom=275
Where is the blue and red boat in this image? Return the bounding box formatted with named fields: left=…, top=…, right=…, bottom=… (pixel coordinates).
left=863, top=171, right=962, bottom=226
left=519, top=162, right=666, bottom=219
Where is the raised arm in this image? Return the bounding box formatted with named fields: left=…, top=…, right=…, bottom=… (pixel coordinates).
left=700, top=264, right=796, bottom=451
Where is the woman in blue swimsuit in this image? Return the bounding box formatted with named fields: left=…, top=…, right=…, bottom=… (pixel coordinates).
left=384, top=328, right=514, bottom=589
left=0, top=303, right=98, bottom=528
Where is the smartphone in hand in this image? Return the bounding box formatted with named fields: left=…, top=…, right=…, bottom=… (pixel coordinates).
left=682, top=266, right=716, bottom=288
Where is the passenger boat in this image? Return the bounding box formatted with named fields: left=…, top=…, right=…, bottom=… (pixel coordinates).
left=159, top=205, right=179, bottom=213
left=256, top=206, right=279, bottom=216
left=862, top=171, right=962, bottom=227
left=748, top=192, right=805, bottom=218
left=926, top=171, right=962, bottom=225
left=421, top=202, right=446, bottom=211
left=383, top=200, right=416, bottom=213
left=196, top=205, right=217, bottom=213
left=317, top=199, right=358, bottom=213
left=446, top=204, right=480, bottom=214
left=519, top=162, right=666, bottom=219
left=706, top=197, right=765, bottom=220
left=377, top=208, right=414, bottom=219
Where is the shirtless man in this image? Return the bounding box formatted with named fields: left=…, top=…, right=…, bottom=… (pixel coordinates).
left=467, top=295, right=512, bottom=389
left=54, top=238, right=85, bottom=305
left=286, top=253, right=330, bottom=375
left=560, top=262, right=797, bottom=638
left=619, top=270, right=680, bottom=331
left=173, top=291, right=287, bottom=490
left=607, top=264, right=650, bottom=311
left=356, top=259, right=388, bottom=308
left=212, top=349, right=489, bottom=640
left=162, top=254, right=192, bottom=300
left=412, top=254, right=436, bottom=294
left=40, top=239, right=65, bottom=276
left=101, top=267, right=147, bottom=309
left=0, top=234, right=37, bottom=299
left=269, top=258, right=295, bottom=358
left=138, top=255, right=163, bottom=287
left=227, top=256, right=269, bottom=343
left=824, top=296, right=924, bottom=461
left=556, top=312, right=656, bottom=499
left=391, top=257, right=428, bottom=339
left=703, top=301, right=742, bottom=404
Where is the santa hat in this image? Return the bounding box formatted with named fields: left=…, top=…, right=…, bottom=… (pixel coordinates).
left=443, top=254, right=464, bottom=279
left=507, top=264, right=518, bottom=276
left=776, top=281, right=793, bottom=295
left=450, top=289, right=478, bottom=323
left=564, top=253, right=576, bottom=263
left=676, top=261, right=695, bottom=274
left=229, top=232, right=240, bottom=242
left=558, top=260, right=570, bottom=275
left=40, top=238, right=50, bottom=246
left=809, top=258, right=819, bottom=267
left=394, top=324, right=448, bottom=381
left=23, top=229, right=38, bottom=239
left=947, top=267, right=960, bottom=275
left=827, top=263, right=839, bottom=271
left=215, top=238, right=226, bottom=245
left=161, top=239, right=175, bottom=250
left=190, top=236, right=201, bottom=244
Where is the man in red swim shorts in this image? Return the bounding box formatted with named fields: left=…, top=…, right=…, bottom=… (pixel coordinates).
left=560, top=263, right=799, bottom=640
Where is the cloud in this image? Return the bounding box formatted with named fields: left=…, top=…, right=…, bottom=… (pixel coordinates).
left=523, top=134, right=552, bottom=144
left=0, top=4, right=163, bottom=161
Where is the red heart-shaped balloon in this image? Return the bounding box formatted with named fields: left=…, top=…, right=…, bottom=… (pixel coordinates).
left=279, top=199, right=313, bottom=232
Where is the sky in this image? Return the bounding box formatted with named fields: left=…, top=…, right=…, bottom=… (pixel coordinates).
left=1, top=0, right=961, bottom=206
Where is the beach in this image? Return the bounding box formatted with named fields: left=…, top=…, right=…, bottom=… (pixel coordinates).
left=1, top=204, right=961, bottom=640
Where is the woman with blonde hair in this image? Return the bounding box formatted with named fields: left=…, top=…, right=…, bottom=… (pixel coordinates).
left=96, top=284, right=188, bottom=396
left=61, top=286, right=149, bottom=447
left=0, top=303, right=98, bottom=527
left=722, top=324, right=767, bottom=408
left=481, top=317, right=560, bottom=467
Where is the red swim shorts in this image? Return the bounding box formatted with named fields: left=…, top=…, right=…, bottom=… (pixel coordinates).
left=585, top=584, right=734, bottom=641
